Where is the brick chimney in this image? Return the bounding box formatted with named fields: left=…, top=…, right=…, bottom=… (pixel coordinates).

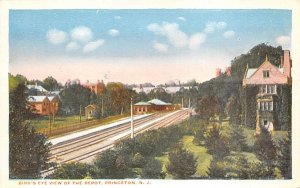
left=225, top=67, right=231, bottom=76
left=283, top=50, right=291, bottom=78
left=216, top=68, right=222, bottom=77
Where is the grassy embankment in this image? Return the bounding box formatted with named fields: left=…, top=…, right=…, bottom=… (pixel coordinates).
left=156, top=118, right=287, bottom=179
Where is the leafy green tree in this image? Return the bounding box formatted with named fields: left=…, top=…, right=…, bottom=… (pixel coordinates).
left=148, top=87, right=172, bottom=103
left=166, top=144, right=197, bottom=179
left=48, top=162, right=91, bottom=179
left=142, top=158, right=163, bottom=179
left=9, top=74, right=27, bottom=92
left=105, top=82, right=134, bottom=115
left=42, top=76, right=59, bottom=91
left=253, top=128, right=277, bottom=167
left=231, top=43, right=282, bottom=79
left=195, top=95, right=222, bottom=120
left=60, top=84, right=96, bottom=115
left=205, top=125, right=230, bottom=159
left=9, top=82, right=51, bottom=178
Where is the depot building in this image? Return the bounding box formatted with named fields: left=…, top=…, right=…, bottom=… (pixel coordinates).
left=134, top=99, right=179, bottom=114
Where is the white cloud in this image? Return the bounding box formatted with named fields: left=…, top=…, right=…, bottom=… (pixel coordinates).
left=189, top=33, right=206, bottom=50
left=147, top=22, right=188, bottom=48
left=83, top=39, right=105, bottom=53
left=153, top=42, right=169, bottom=53
left=46, top=29, right=68, bottom=44
left=114, top=16, right=122, bottom=20
left=177, top=17, right=186, bottom=21
left=204, top=21, right=227, bottom=34
left=71, top=26, right=93, bottom=43
left=66, top=41, right=80, bottom=51
left=108, top=29, right=120, bottom=37
left=276, top=35, right=291, bottom=47
left=223, top=30, right=235, bottom=38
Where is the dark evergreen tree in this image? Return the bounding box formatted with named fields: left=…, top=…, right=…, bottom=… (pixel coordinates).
left=253, top=129, right=277, bottom=168
left=166, top=144, right=197, bottom=179
left=206, top=157, right=227, bottom=179
left=229, top=125, right=249, bottom=152
left=278, top=131, right=292, bottom=179
left=9, top=83, right=51, bottom=178
left=205, top=125, right=230, bottom=159
left=234, top=156, right=275, bottom=179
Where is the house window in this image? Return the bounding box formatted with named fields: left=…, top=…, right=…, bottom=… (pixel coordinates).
left=259, top=101, right=273, bottom=111
left=263, top=70, right=270, bottom=78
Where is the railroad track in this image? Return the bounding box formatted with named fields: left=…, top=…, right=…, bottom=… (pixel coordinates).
left=41, top=109, right=190, bottom=176
left=48, top=113, right=165, bottom=163
left=49, top=113, right=162, bottom=158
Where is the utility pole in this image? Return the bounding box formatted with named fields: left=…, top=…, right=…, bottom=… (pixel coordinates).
left=79, top=105, right=82, bottom=123
left=48, top=102, right=51, bottom=135
left=52, top=103, right=55, bottom=126
left=188, top=97, right=191, bottom=109
left=131, top=98, right=134, bottom=139
left=181, top=97, right=184, bottom=109
left=101, top=96, right=104, bottom=117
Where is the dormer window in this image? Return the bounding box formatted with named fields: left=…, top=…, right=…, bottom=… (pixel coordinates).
left=263, top=70, right=270, bottom=78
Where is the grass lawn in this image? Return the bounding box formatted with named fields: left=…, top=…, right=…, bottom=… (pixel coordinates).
left=28, top=114, right=128, bottom=133
left=243, top=127, right=288, bottom=146
left=28, top=115, right=84, bottom=130
left=156, top=135, right=212, bottom=178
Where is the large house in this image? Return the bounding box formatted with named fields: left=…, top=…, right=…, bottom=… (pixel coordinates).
left=27, top=95, right=59, bottom=116
left=134, top=99, right=179, bottom=114
left=243, top=50, right=292, bottom=133
left=83, top=80, right=105, bottom=95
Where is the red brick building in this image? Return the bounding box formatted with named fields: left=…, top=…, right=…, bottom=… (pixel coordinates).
left=83, top=80, right=105, bottom=95
left=28, top=96, right=59, bottom=115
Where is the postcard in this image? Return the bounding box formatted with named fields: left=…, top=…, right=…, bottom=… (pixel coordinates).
left=1, top=0, right=300, bottom=188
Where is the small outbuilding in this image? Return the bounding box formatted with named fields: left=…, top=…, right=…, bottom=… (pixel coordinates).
left=85, top=104, right=97, bottom=119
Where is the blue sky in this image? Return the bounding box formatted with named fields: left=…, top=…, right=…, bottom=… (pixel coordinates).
left=9, top=9, right=291, bottom=84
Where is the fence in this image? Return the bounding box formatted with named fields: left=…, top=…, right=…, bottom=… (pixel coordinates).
left=38, top=114, right=127, bottom=138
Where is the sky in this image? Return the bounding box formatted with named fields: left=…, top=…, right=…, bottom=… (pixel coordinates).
left=9, top=9, right=291, bottom=85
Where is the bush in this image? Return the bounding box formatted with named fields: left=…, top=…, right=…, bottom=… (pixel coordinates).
left=142, top=158, right=163, bottom=179
left=48, top=162, right=91, bottom=179
left=166, top=144, right=197, bottom=179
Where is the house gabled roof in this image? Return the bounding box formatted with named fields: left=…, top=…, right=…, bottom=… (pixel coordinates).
left=48, top=96, right=58, bottom=102
left=243, top=57, right=289, bottom=86
left=134, top=99, right=172, bottom=106
left=134, top=101, right=152, bottom=106
left=148, top=99, right=169, bottom=105
left=27, top=85, right=48, bottom=93
left=27, top=96, right=49, bottom=103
